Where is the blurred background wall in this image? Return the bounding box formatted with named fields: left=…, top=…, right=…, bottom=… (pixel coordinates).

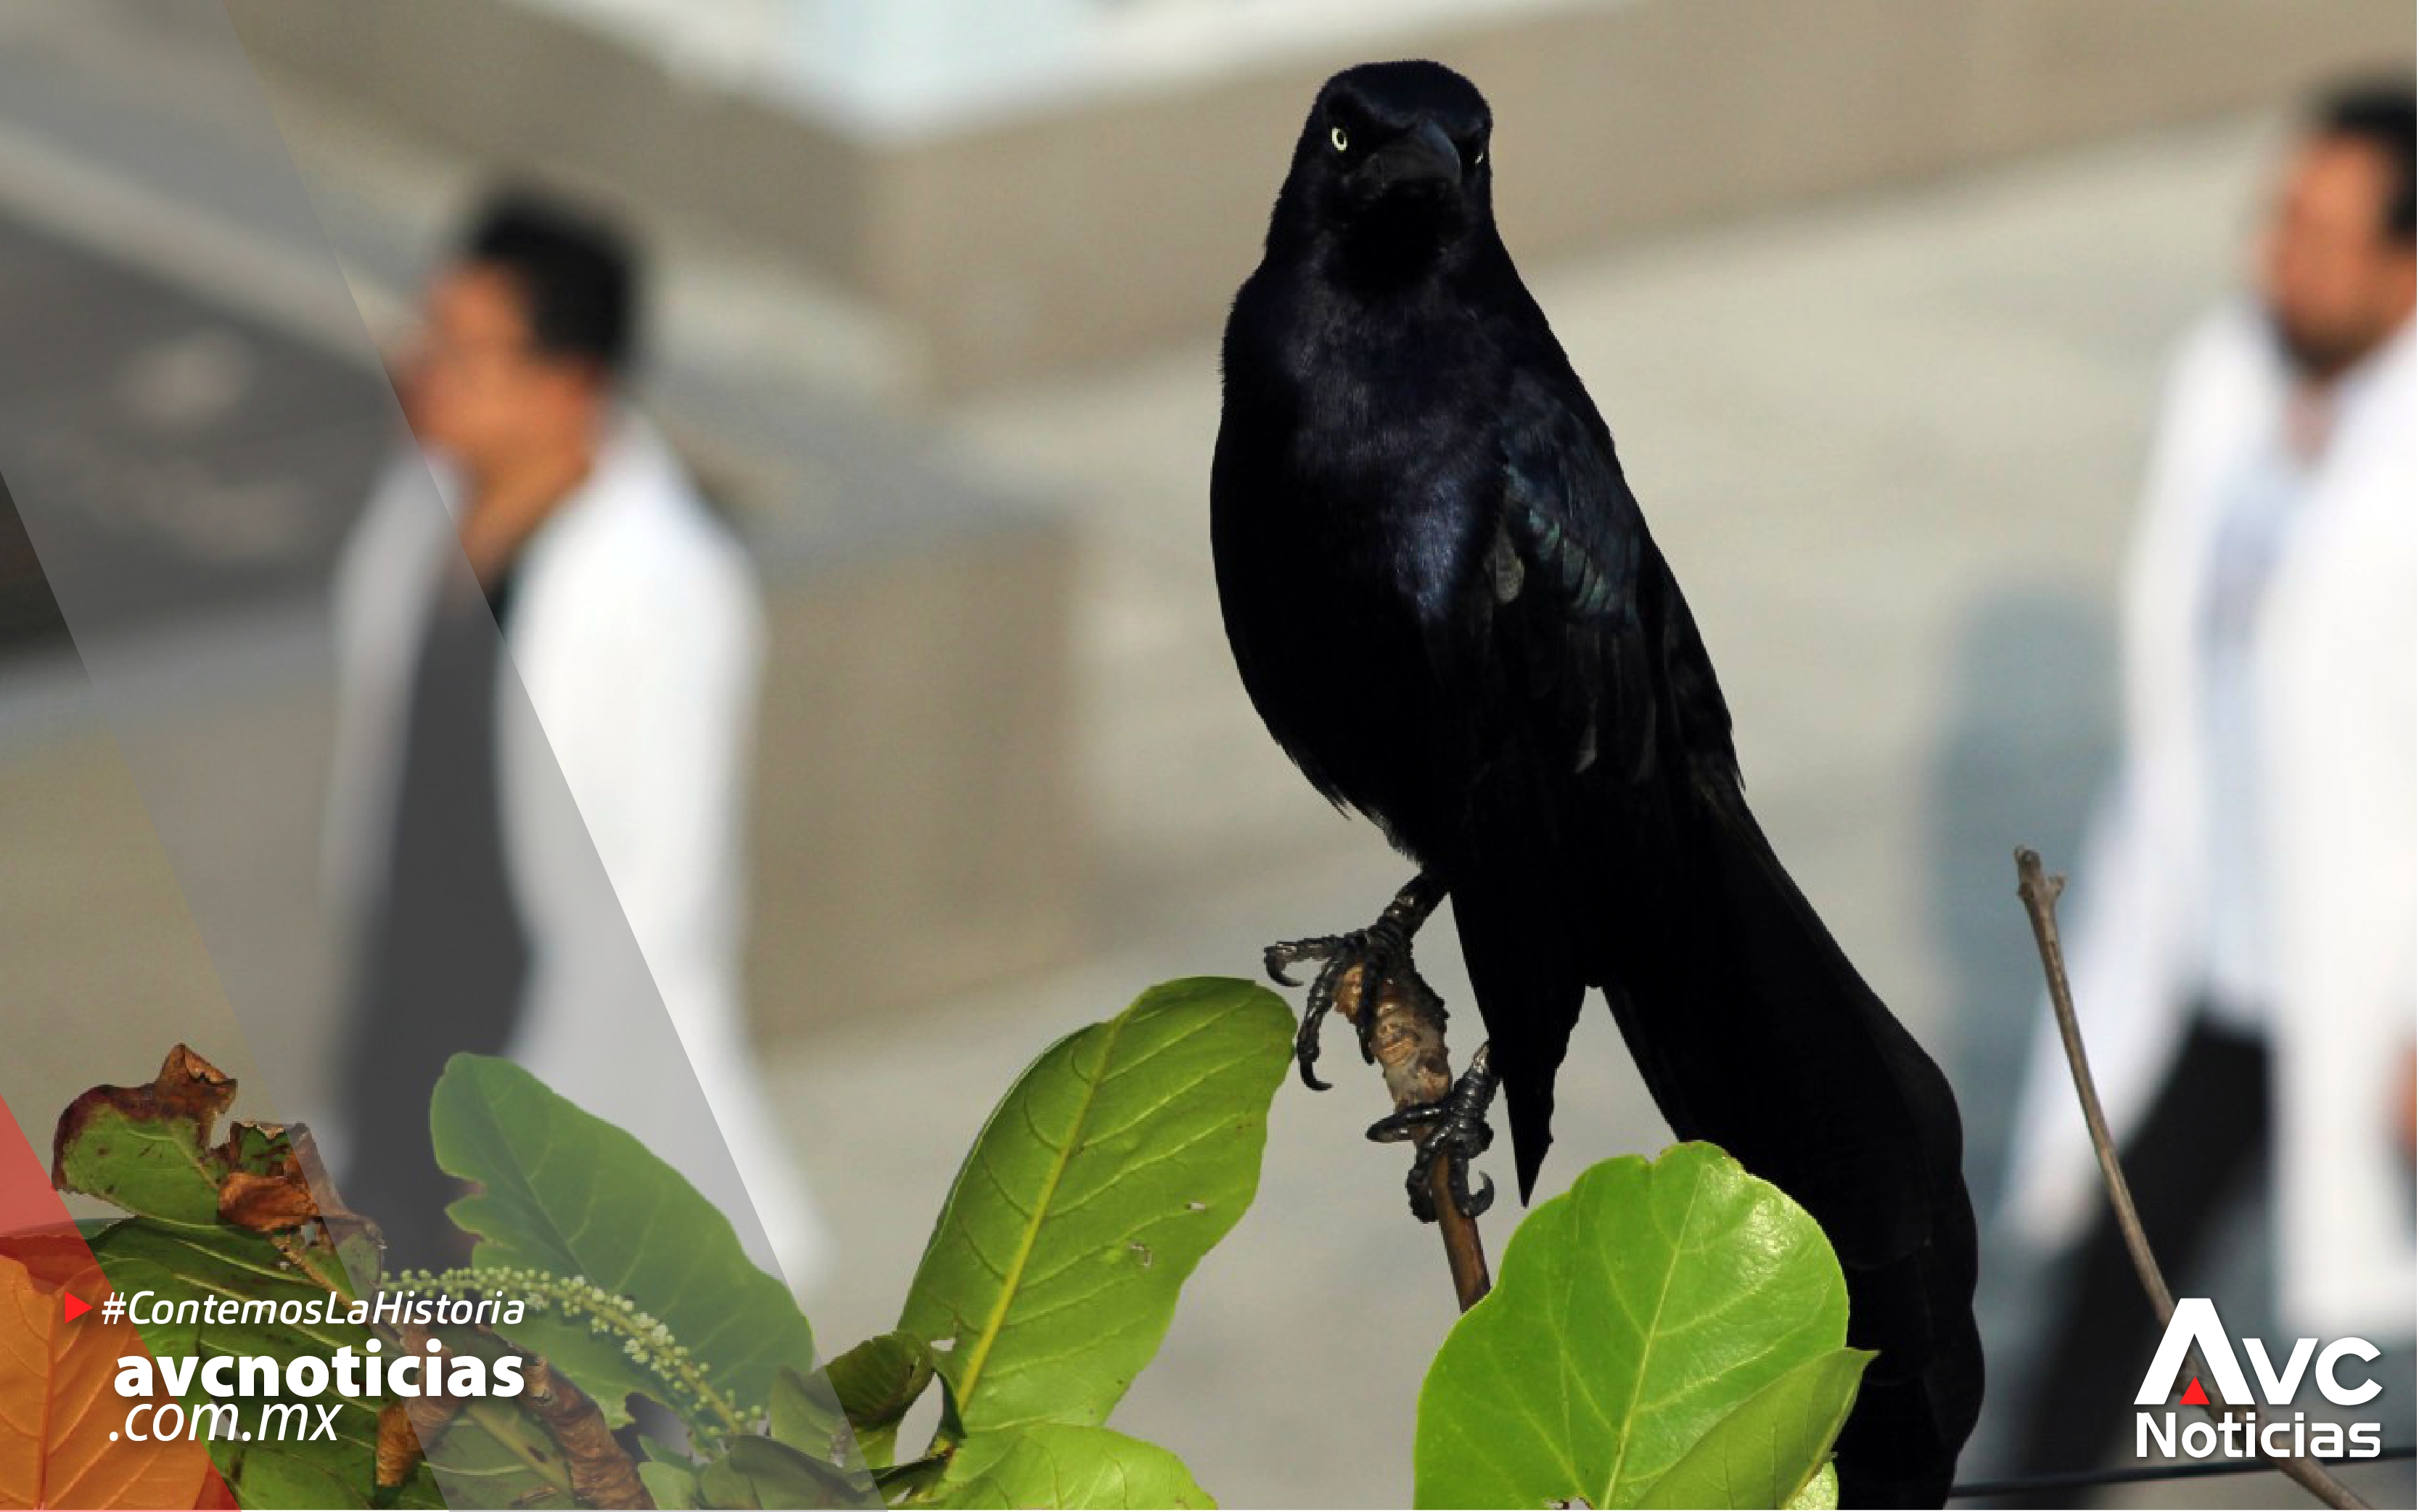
left=0, top=1, right=2409, bottom=1504
left=229, top=0, right=2407, bottom=395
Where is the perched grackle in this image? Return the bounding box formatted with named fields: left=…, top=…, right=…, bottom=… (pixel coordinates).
left=1211, top=61, right=1982, bottom=1507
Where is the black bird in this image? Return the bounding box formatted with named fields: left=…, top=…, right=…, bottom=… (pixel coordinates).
left=1211, top=61, right=1982, bottom=1507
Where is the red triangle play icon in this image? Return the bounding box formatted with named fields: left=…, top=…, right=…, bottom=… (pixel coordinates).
left=62, top=1292, right=90, bottom=1323
left=2180, top=1377, right=2209, bottom=1406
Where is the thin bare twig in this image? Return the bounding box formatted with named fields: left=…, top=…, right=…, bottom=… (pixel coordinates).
left=2014, top=847, right=2367, bottom=1511
left=1334, top=962, right=1492, bottom=1310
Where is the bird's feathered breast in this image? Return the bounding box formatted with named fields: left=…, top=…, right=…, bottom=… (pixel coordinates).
left=1217, top=260, right=1510, bottom=604
left=1212, top=260, right=1514, bottom=842
left=1215, top=247, right=1741, bottom=873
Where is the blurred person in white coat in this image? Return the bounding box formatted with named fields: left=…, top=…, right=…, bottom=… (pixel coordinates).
left=2003, top=86, right=2415, bottom=1473
left=323, top=192, right=825, bottom=1287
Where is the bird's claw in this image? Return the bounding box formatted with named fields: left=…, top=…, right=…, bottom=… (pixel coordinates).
left=1368, top=1045, right=1499, bottom=1223
left=1263, top=916, right=1425, bottom=1092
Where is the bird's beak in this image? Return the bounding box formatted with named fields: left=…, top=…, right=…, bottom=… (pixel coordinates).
left=1365, top=118, right=1462, bottom=195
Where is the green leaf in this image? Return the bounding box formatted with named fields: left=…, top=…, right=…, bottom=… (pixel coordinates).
left=771, top=1365, right=847, bottom=1458
left=824, top=1331, right=936, bottom=1467
left=410, top=1341, right=581, bottom=1508
left=1785, top=1461, right=1840, bottom=1510
left=698, top=1451, right=759, bottom=1509
left=1414, top=1143, right=1854, bottom=1510
left=639, top=1458, right=702, bottom=1511
left=430, top=1055, right=820, bottom=1436
left=897, top=977, right=1290, bottom=1437
left=53, top=1104, right=223, bottom=1225
left=232, top=1449, right=366, bottom=1509
left=919, top=1425, right=1212, bottom=1509
left=725, top=1434, right=876, bottom=1508
left=49, top=1048, right=239, bottom=1226
left=1634, top=1348, right=1870, bottom=1509
left=221, top=1121, right=289, bottom=1176
left=411, top=1403, right=576, bottom=1509
left=86, top=1220, right=368, bottom=1357
left=873, top=1455, right=949, bottom=1501
left=374, top=1458, right=449, bottom=1510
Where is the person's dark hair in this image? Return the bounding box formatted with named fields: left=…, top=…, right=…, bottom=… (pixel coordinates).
left=2313, top=82, right=2415, bottom=244
left=460, top=190, right=641, bottom=377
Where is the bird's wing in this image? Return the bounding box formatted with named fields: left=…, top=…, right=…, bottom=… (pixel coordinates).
left=1428, top=374, right=1982, bottom=1500
left=1418, top=369, right=1726, bottom=1196
left=1435, top=368, right=1734, bottom=799
left=1482, top=374, right=1660, bottom=784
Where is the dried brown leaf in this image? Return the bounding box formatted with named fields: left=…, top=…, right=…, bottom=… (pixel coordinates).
left=522, top=1357, right=652, bottom=1509
left=374, top=1402, right=427, bottom=1491
left=215, top=1169, right=321, bottom=1233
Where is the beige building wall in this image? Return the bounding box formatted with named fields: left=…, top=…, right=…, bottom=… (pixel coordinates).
left=231, top=0, right=2411, bottom=393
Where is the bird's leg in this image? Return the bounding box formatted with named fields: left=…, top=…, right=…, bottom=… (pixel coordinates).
left=1263, top=873, right=1446, bottom=1090
left=1368, top=1043, right=1499, bottom=1222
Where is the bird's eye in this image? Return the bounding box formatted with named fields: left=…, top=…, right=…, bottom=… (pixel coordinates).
left=1330, top=126, right=1349, bottom=152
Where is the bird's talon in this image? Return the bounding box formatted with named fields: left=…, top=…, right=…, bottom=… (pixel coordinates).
left=1405, top=1138, right=1496, bottom=1224
left=1262, top=939, right=1318, bottom=988
left=1291, top=1007, right=1334, bottom=1091
left=1364, top=1103, right=1440, bottom=1143
left=1265, top=920, right=1426, bottom=1093
left=1463, top=1172, right=1496, bottom=1217
left=1387, top=1047, right=1500, bottom=1224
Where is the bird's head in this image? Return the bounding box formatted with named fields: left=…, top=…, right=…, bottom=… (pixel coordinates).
left=1272, top=61, right=1495, bottom=268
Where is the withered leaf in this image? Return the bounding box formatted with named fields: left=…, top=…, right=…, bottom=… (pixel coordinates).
left=523, top=1357, right=653, bottom=1509
left=213, top=1119, right=290, bottom=1177
left=216, top=1168, right=321, bottom=1233
left=374, top=1402, right=427, bottom=1492
left=50, top=1045, right=237, bottom=1192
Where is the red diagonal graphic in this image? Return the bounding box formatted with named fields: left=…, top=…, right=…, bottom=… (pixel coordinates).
left=0, top=1093, right=232, bottom=1508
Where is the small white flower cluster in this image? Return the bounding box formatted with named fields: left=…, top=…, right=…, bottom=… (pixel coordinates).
left=385, top=1265, right=747, bottom=1440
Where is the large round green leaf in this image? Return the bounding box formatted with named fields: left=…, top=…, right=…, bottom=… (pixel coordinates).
left=898, top=977, right=1291, bottom=1437
left=431, top=1055, right=824, bottom=1434
left=1634, top=1347, right=1868, bottom=1508
left=921, top=1425, right=1212, bottom=1509
left=1415, top=1143, right=1854, bottom=1509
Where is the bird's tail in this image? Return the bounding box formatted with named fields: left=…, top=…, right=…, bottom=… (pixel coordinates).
left=1600, top=784, right=1984, bottom=1508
